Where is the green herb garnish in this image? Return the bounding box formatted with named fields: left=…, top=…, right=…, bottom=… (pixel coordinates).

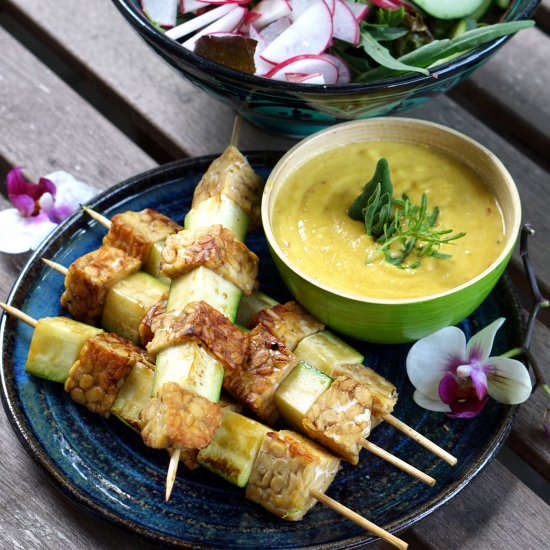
left=348, top=158, right=465, bottom=269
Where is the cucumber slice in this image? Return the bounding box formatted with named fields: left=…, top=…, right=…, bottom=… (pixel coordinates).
left=198, top=409, right=270, bottom=487
left=153, top=341, right=224, bottom=402
left=294, top=331, right=364, bottom=377
left=111, top=361, right=155, bottom=431
left=275, top=361, right=332, bottom=430
left=101, top=272, right=168, bottom=344
left=166, top=266, right=241, bottom=321
left=26, top=317, right=103, bottom=383
left=235, top=290, right=279, bottom=328
left=142, top=240, right=170, bottom=285
left=413, top=0, right=486, bottom=19
left=185, top=194, right=250, bottom=242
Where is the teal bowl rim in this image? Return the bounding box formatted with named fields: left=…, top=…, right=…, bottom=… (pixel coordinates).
left=262, top=117, right=522, bottom=306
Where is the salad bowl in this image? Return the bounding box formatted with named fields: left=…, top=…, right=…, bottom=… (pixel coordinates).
left=111, top=0, right=540, bottom=137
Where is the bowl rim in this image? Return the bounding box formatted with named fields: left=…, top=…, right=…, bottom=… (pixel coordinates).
left=261, top=117, right=522, bottom=305
left=111, top=0, right=541, bottom=94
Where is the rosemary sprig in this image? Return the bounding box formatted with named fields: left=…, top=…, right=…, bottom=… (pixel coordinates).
left=349, top=158, right=465, bottom=269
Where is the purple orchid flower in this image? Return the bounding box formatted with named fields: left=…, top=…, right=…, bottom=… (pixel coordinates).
left=406, top=318, right=532, bottom=419
left=0, top=168, right=94, bottom=254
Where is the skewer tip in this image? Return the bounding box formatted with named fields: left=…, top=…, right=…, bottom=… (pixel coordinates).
left=165, top=449, right=181, bottom=502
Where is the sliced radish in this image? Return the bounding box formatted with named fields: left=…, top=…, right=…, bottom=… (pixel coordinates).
left=286, top=72, right=326, bottom=84
left=195, top=0, right=250, bottom=3
left=265, top=54, right=339, bottom=83
left=166, top=3, right=237, bottom=39
left=141, top=0, right=178, bottom=28
left=259, top=16, right=292, bottom=42
left=249, top=24, right=277, bottom=75
left=333, top=0, right=360, bottom=45
left=342, top=0, right=369, bottom=21
left=323, top=0, right=336, bottom=15
left=179, top=0, right=205, bottom=15
left=182, top=6, right=247, bottom=50
left=250, top=0, right=292, bottom=30
left=322, top=53, right=351, bottom=83
left=260, top=1, right=333, bottom=64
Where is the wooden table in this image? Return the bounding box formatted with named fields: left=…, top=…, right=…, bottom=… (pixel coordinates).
left=1, top=1, right=549, bottom=548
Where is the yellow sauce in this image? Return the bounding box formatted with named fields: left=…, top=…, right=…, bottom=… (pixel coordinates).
left=271, top=142, right=505, bottom=300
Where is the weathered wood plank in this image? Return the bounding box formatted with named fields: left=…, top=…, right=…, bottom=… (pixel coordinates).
left=452, top=27, right=550, bottom=161
left=405, top=460, right=550, bottom=549
left=2, top=0, right=295, bottom=158
left=0, top=27, right=155, bottom=185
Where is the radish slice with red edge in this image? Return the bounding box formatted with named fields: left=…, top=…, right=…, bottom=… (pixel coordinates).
left=259, top=16, right=292, bottom=42
left=166, top=3, right=237, bottom=39
left=286, top=72, right=326, bottom=84
left=249, top=24, right=277, bottom=75
left=142, top=0, right=178, bottom=28
left=182, top=6, right=247, bottom=50
left=179, top=0, right=205, bottom=15
left=342, top=0, right=369, bottom=21
left=195, top=0, right=250, bottom=4
left=250, top=0, right=292, bottom=30
left=323, top=0, right=336, bottom=15
left=333, top=0, right=360, bottom=45
left=322, top=52, right=351, bottom=83
left=260, top=1, right=333, bottom=64
left=265, top=54, right=339, bottom=83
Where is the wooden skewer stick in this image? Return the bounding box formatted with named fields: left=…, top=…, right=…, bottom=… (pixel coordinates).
left=230, top=114, right=243, bottom=148
left=311, top=490, right=408, bottom=549
left=384, top=414, right=457, bottom=466
left=361, top=440, right=435, bottom=486
left=81, top=205, right=111, bottom=229
left=166, top=448, right=181, bottom=502
left=42, top=258, right=68, bottom=276
left=0, top=302, right=37, bottom=328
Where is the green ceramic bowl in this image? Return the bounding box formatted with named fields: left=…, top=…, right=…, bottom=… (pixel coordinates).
left=262, top=118, right=521, bottom=344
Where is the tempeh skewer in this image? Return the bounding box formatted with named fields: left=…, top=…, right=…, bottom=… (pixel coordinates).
left=1, top=303, right=409, bottom=549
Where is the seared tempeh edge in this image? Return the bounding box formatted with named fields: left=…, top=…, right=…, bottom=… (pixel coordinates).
left=140, top=381, right=223, bottom=450
left=160, top=224, right=258, bottom=294
left=302, top=376, right=372, bottom=465
left=252, top=301, right=325, bottom=351
left=191, top=145, right=264, bottom=226
left=64, top=332, right=153, bottom=417
left=139, top=292, right=168, bottom=347
left=61, top=245, right=141, bottom=325
left=146, top=300, right=248, bottom=376
left=103, top=208, right=182, bottom=263
left=246, top=430, right=340, bottom=521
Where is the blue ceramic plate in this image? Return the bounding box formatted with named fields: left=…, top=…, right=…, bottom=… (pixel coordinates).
left=0, top=153, right=521, bottom=549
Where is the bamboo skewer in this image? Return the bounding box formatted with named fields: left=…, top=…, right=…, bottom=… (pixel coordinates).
left=361, top=440, right=435, bottom=486
left=384, top=414, right=457, bottom=466
left=82, top=205, right=111, bottom=229
left=311, top=490, right=408, bottom=550
left=42, top=257, right=436, bottom=485
left=2, top=301, right=409, bottom=548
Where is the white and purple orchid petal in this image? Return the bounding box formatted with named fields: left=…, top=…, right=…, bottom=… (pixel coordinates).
left=485, top=357, right=532, bottom=404
left=406, top=326, right=467, bottom=400
left=38, top=171, right=95, bottom=224
left=466, top=317, right=505, bottom=364
left=7, top=167, right=56, bottom=202
left=412, top=390, right=451, bottom=413
left=438, top=371, right=458, bottom=405
left=0, top=208, right=57, bottom=254
left=469, top=367, right=488, bottom=401
left=447, top=396, right=488, bottom=419
left=10, top=193, right=36, bottom=217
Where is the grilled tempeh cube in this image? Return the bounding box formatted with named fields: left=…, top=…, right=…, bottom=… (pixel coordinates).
left=160, top=225, right=258, bottom=294
left=302, top=376, right=372, bottom=465
left=246, top=430, right=340, bottom=521
left=331, top=364, right=398, bottom=426
left=252, top=301, right=325, bottom=351
left=60, top=245, right=141, bottom=325
left=223, top=326, right=297, bottom=424
left=64, top=332, right=153, bottom=417
left=139, top=294, right=168, bottom=347
left=191, top=145, right=264, bottom=226
left=103, top=208, right=182, bottom=264
left=140, top=382, right=223, bottom=450
left=146, top=300, right=248, bottom=376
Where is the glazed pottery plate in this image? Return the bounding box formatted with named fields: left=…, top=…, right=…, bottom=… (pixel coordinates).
left=0, top=153, right=522, bottom=549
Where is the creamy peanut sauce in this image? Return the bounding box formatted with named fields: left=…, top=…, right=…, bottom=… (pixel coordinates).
left=271, top=142, right=505, bottom=300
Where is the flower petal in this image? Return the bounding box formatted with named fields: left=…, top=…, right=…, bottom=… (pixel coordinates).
left=10, top=193, right=36, bottom=217
left=6, top=167, right=55, bottom=202
left=412, top=390, right=451, bottom=413
left=0, top=209, right=57, bottom=253
left=447, top=396, right=488, bottom=419
left=406, top=326, right=466, bottom=400
left=466, top=317, right=505, bottom=363
left=469, top=367, right=488, bottom=401
left=438, top=371, right=458, bottom=405
left=485, top=357, right=532, bottom=404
